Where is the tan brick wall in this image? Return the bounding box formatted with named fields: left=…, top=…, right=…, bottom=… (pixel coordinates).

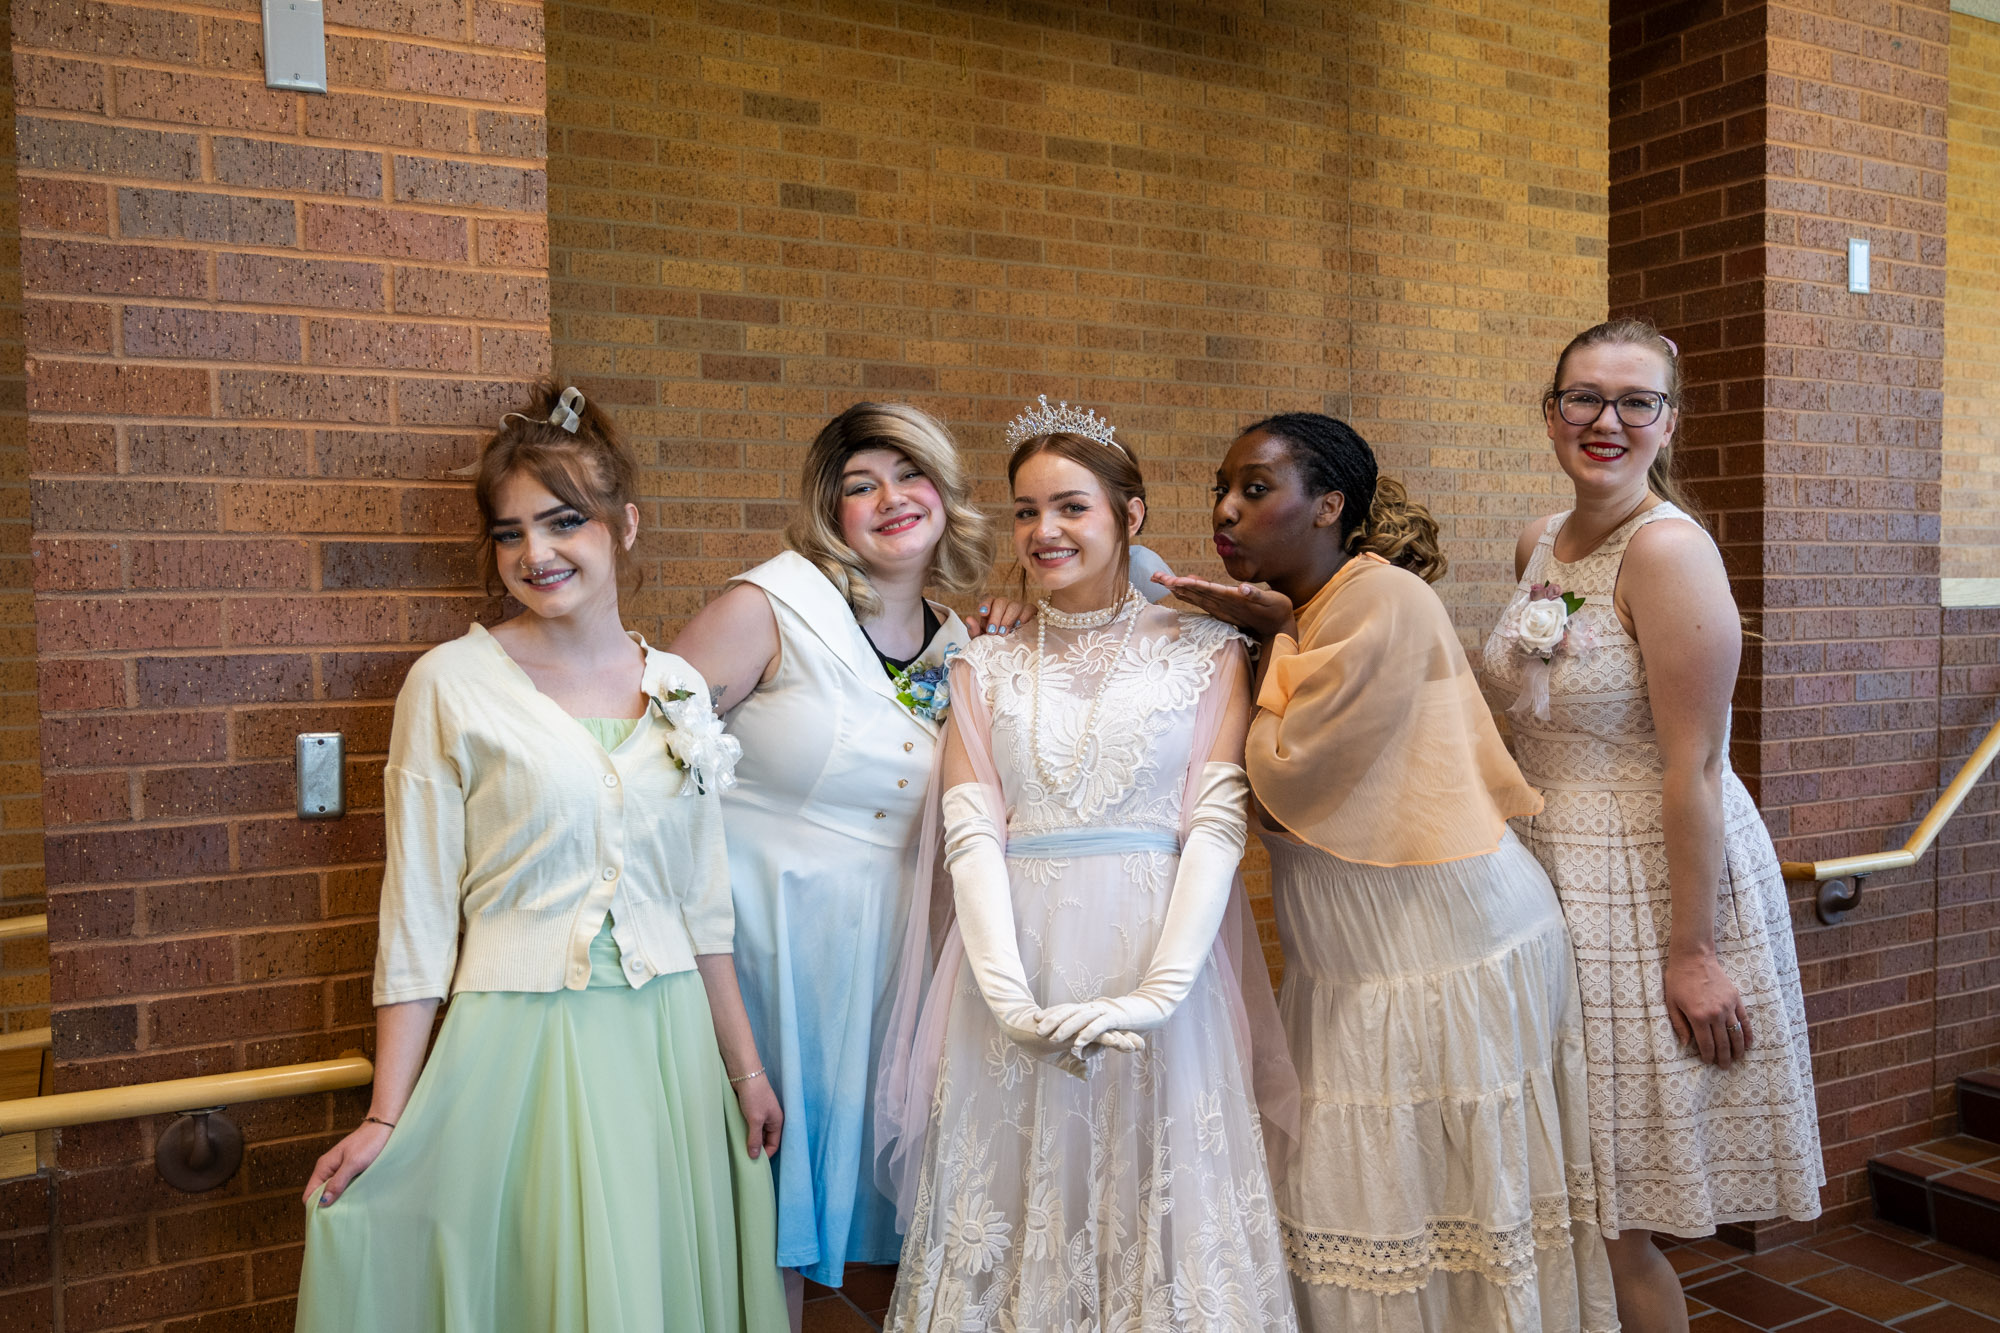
left=1944, top=11, right=2000, bottom=582
left=8, top=0, right=549, bottom=1320
left=545, top=0, right=1608, bottom=651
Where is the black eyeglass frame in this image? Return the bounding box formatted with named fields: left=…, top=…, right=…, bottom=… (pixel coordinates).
left=1546, top=388, right=1672, bottom=429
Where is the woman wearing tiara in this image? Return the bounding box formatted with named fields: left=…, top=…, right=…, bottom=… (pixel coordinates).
left=671, top=403, right=1001, bottom=1323
left=875, top=399, right=1297, bottom=1332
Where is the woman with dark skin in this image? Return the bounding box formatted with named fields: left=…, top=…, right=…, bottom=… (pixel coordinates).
left=1161, top=416, right=1616, bottom=1333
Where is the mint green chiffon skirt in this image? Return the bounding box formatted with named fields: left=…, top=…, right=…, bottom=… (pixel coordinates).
left=295, top=926, right=786, bottom=1332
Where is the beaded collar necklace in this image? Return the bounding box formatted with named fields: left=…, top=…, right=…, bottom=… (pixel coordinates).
left=1028, top=587, right=1143, bottom=793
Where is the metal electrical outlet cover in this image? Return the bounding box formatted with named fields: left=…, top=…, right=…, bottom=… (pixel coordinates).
left=261, top=0, right=328, bottom=93
left=296, top=732, right=345, bottom=819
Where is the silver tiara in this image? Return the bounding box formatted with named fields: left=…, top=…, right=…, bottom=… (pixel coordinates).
left=1004, top=395, right=1126, bottom=455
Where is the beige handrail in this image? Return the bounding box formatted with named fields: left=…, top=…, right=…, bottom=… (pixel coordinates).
left=0, top=1055, right=373, bottom=1135
left=0, top=1029, right=49, bottom=1055
left=0, top=915, right=47, bottom=943
left=1781, top=712, right=2000, bottom=883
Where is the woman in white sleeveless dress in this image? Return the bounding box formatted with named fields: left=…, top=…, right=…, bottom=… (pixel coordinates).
left=876, top=400, right=1297, bottom=1332
left=671, top=403, right=1004, bottom=1321
left=1483, top=321, right=1823, bottom=1333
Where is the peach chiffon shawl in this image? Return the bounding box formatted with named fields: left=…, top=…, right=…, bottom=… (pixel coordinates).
left=1249, top=554, right=1542, bottom=866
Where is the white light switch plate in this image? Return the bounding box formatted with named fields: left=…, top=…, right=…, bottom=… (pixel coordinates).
left=263, top=0, right=327, bottom=94
left=1848, top=238, right=1870, bottom=294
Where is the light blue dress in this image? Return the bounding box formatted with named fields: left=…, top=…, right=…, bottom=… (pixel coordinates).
left=718, top=552, right=963, bottom=1287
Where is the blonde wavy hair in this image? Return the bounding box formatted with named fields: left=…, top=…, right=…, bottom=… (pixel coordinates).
left=786, top=402, right=992, bottom=619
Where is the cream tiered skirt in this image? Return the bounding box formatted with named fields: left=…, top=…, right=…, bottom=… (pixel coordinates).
left=1265, top=830, right=1619, bottom=1333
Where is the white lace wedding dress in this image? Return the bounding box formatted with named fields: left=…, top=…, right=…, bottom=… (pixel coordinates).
left=883, top=603, right=1297, bottom=1333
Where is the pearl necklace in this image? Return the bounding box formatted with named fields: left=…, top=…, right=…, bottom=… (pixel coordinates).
left=1029, top=588, right=1142, bottom=794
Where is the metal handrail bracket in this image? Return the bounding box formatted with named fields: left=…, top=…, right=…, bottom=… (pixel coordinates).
left=1781, top=711, right=2000, bottom=923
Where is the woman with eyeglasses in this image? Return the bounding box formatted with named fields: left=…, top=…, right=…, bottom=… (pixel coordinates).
left=1482, top=321, right=1823, bottom=1333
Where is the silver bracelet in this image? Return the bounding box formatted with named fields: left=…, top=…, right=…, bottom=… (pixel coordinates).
left=728, top=1067, right=766, bottom=1085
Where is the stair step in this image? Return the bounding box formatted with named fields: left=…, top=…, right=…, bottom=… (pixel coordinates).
left=1867, top=1130, right=2000, bottom=1256
left=1959, top=1070, right=2000, bottom=1146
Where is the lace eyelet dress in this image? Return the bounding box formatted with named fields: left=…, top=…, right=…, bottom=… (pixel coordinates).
left=883, top=608, right=1298, bottom=1333
left=1481, top=504, right=1825, bottom=1236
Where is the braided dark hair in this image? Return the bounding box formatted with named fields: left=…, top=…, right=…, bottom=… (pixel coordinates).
left=1242, top=412, right=1447, bottom=583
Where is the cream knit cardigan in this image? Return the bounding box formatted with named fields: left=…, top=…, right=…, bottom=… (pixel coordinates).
left=372, top=624, right=733, bottom=1006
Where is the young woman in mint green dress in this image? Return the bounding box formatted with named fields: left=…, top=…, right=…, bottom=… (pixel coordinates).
left=294, top=385, right=786, bottom=1332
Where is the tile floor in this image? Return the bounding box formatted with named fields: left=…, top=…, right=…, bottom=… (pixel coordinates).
left=1668, top=1218, right=2000, bottom=1331
left=803, top=1217, right=2000, bottom=1331
left=801, top=1265, right=895, bottom=1331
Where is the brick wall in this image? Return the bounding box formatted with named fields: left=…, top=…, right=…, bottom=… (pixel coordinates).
left=1755, top=0, right=1948, bottom=1230
left=1943, top=11, right=2000, bottom=582
left=1938, top=607, right=2000, bottom=1122
left=1935, top=10, right=2000, bottom=1136
left=6, top=0, right=549, bottom=1320
left=545, top=0, right=1608, bottom=651
left=0, top=0, right=47, bottom=1041
left=1612, top=0, right=1953, bottom=1235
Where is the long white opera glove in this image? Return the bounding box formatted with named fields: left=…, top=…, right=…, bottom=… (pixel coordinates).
left=1044, top=763, right=1250, bottom=1051
left=943, top=784, right=1141, bottom=1061
left=942, top=783, right=1067, bottom=1050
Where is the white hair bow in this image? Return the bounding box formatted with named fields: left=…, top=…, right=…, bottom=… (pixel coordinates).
left=547, top=386, right=585, bottom=433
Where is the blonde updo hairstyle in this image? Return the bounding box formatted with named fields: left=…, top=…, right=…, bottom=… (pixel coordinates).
left=1242, top=413, right=1446, bottom=583
left=473, top=380, right=641, bottom=595
left=787, top=402, right=992, bottom=620
left=1547, top=317, right=1702, bottom=520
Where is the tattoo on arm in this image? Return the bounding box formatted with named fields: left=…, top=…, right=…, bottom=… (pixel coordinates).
left=710, top=684, right=728, bottom=709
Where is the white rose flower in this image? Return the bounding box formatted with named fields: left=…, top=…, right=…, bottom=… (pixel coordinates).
left=644, top=668, right=741, bottom=795
left=1513, top=597, right=1570, bottom=656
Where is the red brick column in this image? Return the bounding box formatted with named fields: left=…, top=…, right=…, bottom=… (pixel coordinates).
left=1612, top=0, right=1952, bottom=1235
left=7, top=0, right=549, bottom=1320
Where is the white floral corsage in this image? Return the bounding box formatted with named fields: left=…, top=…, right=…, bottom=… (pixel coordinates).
left=1496, top=581, right=1597, bottom=721
left=888, top=644, right=957, bottom=724
left=644, top=665, right=740, bottom=795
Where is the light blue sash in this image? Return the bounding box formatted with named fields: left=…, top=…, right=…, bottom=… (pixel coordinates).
left=1006, top=827, right=1180, bottom=858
